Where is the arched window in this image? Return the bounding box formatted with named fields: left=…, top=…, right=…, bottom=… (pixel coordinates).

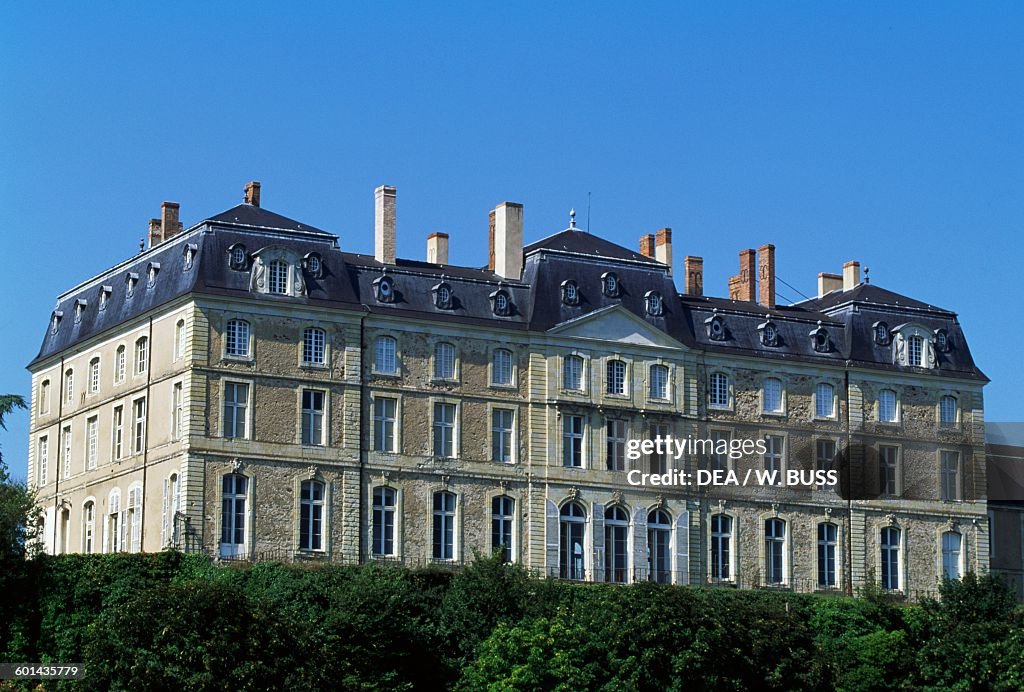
left=268, top=260, right=290, bottom=294
left=134, top=337, right=149, bottom=374
left=115, top=346, right=126, bottom=383
left=88, top=358, right=100, bottom=394
left=939, top=395, right=958, bottom=426
left=907, top=335, right=923, bottom=367
left=879, top=389, right=897, bottom=423
left=764, top=518, right=786, bottom=585
left=432, top=491, right=457, bottom=561
left=492, top=496, right=515, bottom=562
left=815, top=383, right=835, bottom=418
left=563, top=355, right=584, bottom=391
left=225, top=320, right=250, bottom=357
left=434, top=342, right=456, bottom=380
left=107, top=488, right=122, bottom=553
left=174, top=319, right=186, bottom=360
left=763, top=377, right=783, bottom=413
left=880, top=527, right=901, bottom=591
left=372, top=487, right=396, bottom=556
left=559, top=502, right=586, bottom=580
left=817, top=522, right=838, bottom=588
left=220, top=474, right=248, bottom=558
left=647, top=509, right=672, bottom=584
left=230, top=245, right=248, bottom=270
left=162, top=472, right=180, bottom=548
left=942, top=531, right=962, bottom=580
left=710, top=514, right=732, bottom=581
left=606, top=359, right=626, bottom=395
left=709, top=372, right=729, bottom=409
left=299, top=479, right=325, bottom=551
left=604, top=506, right=629, bottom=583
left=64, top=369, right=74, bottom=403
left=492, top=349, right=513, bottom=386
left=83, top=500, right=95, bottom=553
left=38, top=380, right=50, bottom=415
left=303, top=327, right=326, bottom=366
left=649, top=365, right=669, bottom=400
left=375, top=335, right=397, bottom=374
left=127, top=484, right=142, bottom=553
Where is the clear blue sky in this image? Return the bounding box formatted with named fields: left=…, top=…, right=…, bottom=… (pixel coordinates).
left=2, top=3, right=1021, bottom=482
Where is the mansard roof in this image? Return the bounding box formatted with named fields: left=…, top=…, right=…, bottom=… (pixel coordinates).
left=206, top=203, right=333, bottom=236
left=525, top=227, right=658, bottom=264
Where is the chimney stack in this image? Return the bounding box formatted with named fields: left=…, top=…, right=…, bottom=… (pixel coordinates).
left=655, top=228, right=673, bottom=273
left=758, top=243, right=775, bottom=308
left=148, top=218, right=162, bottom=248
left=244, top=181, right=261, bottom=207
left=818, top=272, right=842, bottom=297
left=374, top=185, right=397, bottom=265
left=729, top=249, right=756, bottom=301
left=161, top=202, right=181, bottom=242
left=427, top=232, right=449, bottom=265
left=639, top=234, right=656, bottom=259
left=843, top=260, right=861, bottom=291
left=684, top=256, right=703, bottom=296
left=491, top=202, right=523, bottom=279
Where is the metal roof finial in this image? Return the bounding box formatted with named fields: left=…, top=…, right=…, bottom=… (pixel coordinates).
left=569, top=208, right=576, bottom=229
left=864, top=267, right=870, bottom=284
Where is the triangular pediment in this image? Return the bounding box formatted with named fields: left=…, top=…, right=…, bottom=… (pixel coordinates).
left=547, top=305, right=682, bottom=348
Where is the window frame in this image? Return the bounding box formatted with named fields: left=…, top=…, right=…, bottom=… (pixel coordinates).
left=763, top=517, right=787, bottom=586
left=562, top=354, right=586, bottom=393
left=940, top=449, right=961, bottom=501
left=604, top=505, right=630, bottom=584
left=432, top=342, right=458, bottom=382
left=134, top=337, right=149, bottom=376
left=606, top=358, right=627, bottom=396
left=267, top=259, right=290, bottom=295
left=708, top=372, right=730, bottom=410
left=648, top=363, right=670, bottom=401
left=224, top=319, right=251, bottom=359
left=371, top=486, right=397, bottom=557
left=762, top=377, right=784, bottom=415
left=373, top=335, right=399, bottom=376
left=490, top=348, right=515, bottom=387
left=222, top=380, right=251, bottom=440
left=300, top=388, right=328, bottom=447
left=814, top=382, right=836, bottom=420
left=301, top=326, right=327, bottom=367
left=606, top=418, right=627, bottom=471
left=559, top=501, right=587, bottom=580
left=710, top=513, right=734, bottom=582
left=132, top=397, right=147, bottom=455
left=939, top=395, right=959, bottom=427
left=491, top=495, right=516, bottom=562
left=220, top=473, right=250, bottom=559
left=431, top=490, right=458, bottom=562
left=878, top=444, right=901, bottom=497
left=878, top=388, right=899, bottom=423
left=562, top=414, right=585, bottom=468
left=88, top=357, right=101, bottom=395
left=880, top=526, right=902, bottom=591
left=298, top=478, right=326, bottom=552
left=371, top=395, right=398, bottom=453
left=941, top=530, right=963, bottom=581
left=432, top=400, right=458, bottom=459
left=817, top=522, right=839, bottom=589
left=86, top=416, right=98, bottom=471
left=491, top=407, right=515, bottom=463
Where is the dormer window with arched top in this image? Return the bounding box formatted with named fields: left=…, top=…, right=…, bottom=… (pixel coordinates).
left=873, top=321, right=890, bottom=346
left=98, top=285, right=112, bottom=311
left=373, top=274, right=395, bottom=303
left=250, top=248, right=306, bottom=297
left=50, top=311, right=63, bottom=335
left=147, top=262, right=160, bottom=288
left=74, top=298, right=87, bottom=324
left=490, top=287, right=512, bottom=316
left=758, top=320, right=779, bottom=347
left=645, top=291, right=663, bottom=317
left=934, top=328, right=950, bottom=353
left=183, top=243, right=198, bottom=271
left=561, top=280, right=580, bottom=306
left=433, top=281, right=454, bottom=310
left=229, top=244, right=248, bottom=270
left=892, top=323, right=936, bottom=369
left=705, top=310, right=726, bottom=341
left=125, top=272, right=139, bottom=298
left=601, top=272, right=620, bottom=298
left=304, top=252, right=324, bottom=279
left=810, top=322, right=830, bottom=353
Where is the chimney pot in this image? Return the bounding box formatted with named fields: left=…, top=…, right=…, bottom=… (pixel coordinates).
left=843, top=260, right=861, bottom=291
left=684, top=256, right=704, bottom=297
left=757, top=243, right=776, bottom=308
left=147, top=218, right=162, bottom=249
left=427, top=232, right=449, bottom=265
left=639, top=234, right=655, bottom=258
left=160, top=202, right=181, bottom=243
left=374, top=185, right=397, bottom=265
left=818, top=272, right=843, bottom=297
left=492, top=202, right=523, bottom=279
left=244, top=181, right=261, bottom=207
left=729, top=249, right=756, bottom=301
left=655, top=228, right=673, bottom=274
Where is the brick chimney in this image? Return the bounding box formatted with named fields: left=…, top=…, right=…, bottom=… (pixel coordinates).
left=655, top=228, right=672, bottom=274
left=758, top=243, right=775, bottom=308
left=244, top=181, right=261, bottom=207
left=639, top=234, right=655, bottom=259
left=161, top=202, right=181, bottom=242
left=729, top=249, right=756, bottom=301
left=684, top=256, right=703, bottom=296
left=818, top=272, right=842, bottom=297
left=374, top=185, right=396, bottom=265
left=148, top=218, right=162, bottom=248
left=487, top=210, right=496, bottom=271
left=427, top=232, right=449, bottom=265
left=491, top=202, right=523, bottom=279
left=843, top=260, right=861, bottom=291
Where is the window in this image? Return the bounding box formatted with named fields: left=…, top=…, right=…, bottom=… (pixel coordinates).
left=373, top=397, right=397, bottom=452
left=225, top=320, right=250, bottom=358
left=942, top=531, right=962, bottom=580
left=115, top=346, right=126, bottom=383
left=880, top=527, right=901, bottom=590
left=492, top=409, right=514, bottom=463
left=940, top=395, right=958, bottom=426
left=879, top=389, right=897, bottom=423
left=132, top=398, right=147, bottom=454
left=432, top=402, right=456, bottom=458
left=709, top=373, right=729, bottom=409
left=173, top=320, right=185, bottom=361
left=763, top=378, right=783, bottom=413
left=268, top=260, right=289, bottom=294
left=815, top=383, right=835, bottom=418
left=605, top=506, right=629, bottom=584
left=223, top=383, right=248, bottom=439
left=491, top=289, right=512, bottom=316
left=230, top=245, right=247, bottom=269
left=763, top=435, right=784, bottom=475
left=433, top=282, right=453, bottom=310
left=39, top=380, right=50, bottom=415
left=816, top=439, right=836, bottom=489
left=221, top=474, right=248, bottom=557
left=135, top=337, right=148, bottom=375
left=606, top=419, right=626, bottom=471
left=37, top=436, right=48, bottom=487
left=811, top=326, right=830, bottom=353
left=907, top=335, right=923, bottom=366
left=563, top=355, right=584, bottom=391
left=818, top=523, right=838, bottom=588
left=305, top=253, right=323, bottom=277
left=710, top=430, right=731, bottom=472
left=492, top=349, right=513, bottom=386
left=83, top=501, right=95, bottom=553
left=561, top=280, right=580, bottom=306
left=760, top=321, right=779, bottom=347
left=112, top=405, right=124, bottom=460
left=88, top=358, right=100, bottom=394
left=127, top=485, right=142, bottom=553
left=302, top=327, right=326, bottom=366
left=941, top=451, right=960, bottom=501
left=601, top=272, right=619, bottom=297
left=764, top=518, right=786, bottom=585
left=60, top=425, right=71, bottom=479
left=172, top=382, right=184, bottom=441
left=559, top=502, right=586, bottom=580
left=86, top=416, right=98, bottom=470
left=432, top=491, right=456, bottom=560
left=935, top=329, right=949, bottom=352
left=108, top=489, right=123, bottom=553
left=162, top=473, right=180, bottom=548
left=301, top=390, right=326, bottom=446
left=710, top=514, right=732, bottom=581
left=606, top=359, right=626, bottom=395
left=375, top=336, right=397, bottom=374
left=879, top=445, right=899, bottom=496
left=373, top=275, right=395, bottom=303
left=648, top=509, right=672, bottom=584
left=563, top=415, right=583, bottom=467
left=64, top=369, right=74, bottom=404
left=649, top=365, right=669, bottom=400
left=873, top=321, right=889, bottom=345
left=645, top=291, right=663, bottom=316
left=434, top=342, right=456, bottom=380
left=492, top=496, right=515, bottom=562
left=649, top=423, right=669, bottom=474
left=299, top=480, right=325, bottom=551
left=372, top=487, right=396, bottom=556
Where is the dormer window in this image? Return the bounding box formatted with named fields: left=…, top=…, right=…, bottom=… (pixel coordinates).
left=907, top=335, right=923, bottom=366
left=601, top=272, right=620, bottom=298
left=268, top=260, right=290, bottom=294
left=561, top=280, right=580, bottom=306
left=705, top=310, right=726, bottom=341
left=125, top=272, right=139, bottom=298
left=147, top=262, right=160, bottom=288
left=228, top=244, right=248, bottom=270
left=810, top=322, right=830, bottom=353
left=934, top=328, right=950, bottom=353
left=74, top=299, right=87, bottom=324
left=304, top=253, right=323, bottom=279
left=892, top=324, right=936, bottom=368
left=432, top=281, right=453, bottom=310
left=50, top=311, right=63, bottom=335
left=490, top=287, right=512, bottom=316
left=183, top=243, right=198, bottom=271
left=98, top=286, right=112, bottom=311
left=758, top=320, right=779, bottom=347
left=373, top=274, right=395, bottom=303
left=873, top=321, right=890, bottom=345
left=644, top=291, right=663, bottom=317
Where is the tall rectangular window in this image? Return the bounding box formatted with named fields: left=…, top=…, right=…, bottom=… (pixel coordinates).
left=606, top=359, right=626, bottom=395
left=941, top=450, right=961, bottom=501
left=220, top=474, right=247, bottom=557
left=112, top=405, right=124, bottom=460
left=132, top=398, right=147, bottom=454
left=942, top=532, right=962, bottom=580
left=817, top=523, right=837, bottom=588
left=907, top=335, right=923, bottom=367
left=879, top=445, right=899, bottom=496
left=763, top=435, right=784, bottom=475
left=563, top=355, right=583, bottom=391
left=89, top=358, right=100, bottom=394
left=880, top=527, right=900, bottom=590
left=434, top=342, right=456, bottom=380
left=491, top=496, right=514, bottom=562
left=373, top=397, right=397, bottom=452
left=649, top=423, right=669, bottom=474
left=709, top=373, right=729, bottom=408
left=816, top=439, right=836, bottom=489
left=372, top=486, right=396, bottom=556
left=763, top=378, right=783, bottom=413
left=816, top=383, right=835, bottom=418
left=711, top=514, right=732, bottom=581
left=606, top=419, right=626, bottom=471
left=115, top=346, right=126, bottom=383
left=432, top=491, right=456, bottom=561
left=225, top=320, right=250, bottom=358
left=649, top=364, right=669, bottom=400
left=62, top=425, right=72, bottom=478
left=174, top=319, right=186, bottom=360
left=83, top=502, right=95, bottom=553
left=65, top=369, right=74, bottom=403
left=268, top=260, right=289, bottom=294
left=86, top=416, right=98, bottom=470
left=301, top=390, right=326, bottom=446
left=878, top=389, right=897, bottom=422
left=303, top=327, right=326, bottom=366
left=172, top=382, right=183, bottom=441
left=375, top=336, right=397, bottom=374
left=492, top=349, right=513, bottom=386
left=764, top=519, right=785, bottom=585
left=37, top=436, right=48, bottom=487
left=223, top=383, right=248, bottom=439
left=563, top=415, right=583, bottom=467
left=432, top=402, right=456, bottom=458
left=940, top=395, right=958, bottom=426
left=135, top=337, right=148, bottom=374
left=299, top=480, right=325, bottom=551
left=710, top=430, right=731, bottom=471
left=39, top=379, right=50, bottom=415
left=492, top=408, right=514, bottom=463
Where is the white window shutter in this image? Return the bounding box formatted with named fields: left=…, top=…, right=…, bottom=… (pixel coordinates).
left=545, top=500, right=559, bottom=576
left=633, top=507, right=648, bottom=581
left=591, top=502, right=605, bottom=582
left=675, top=510, right=690, bottom=585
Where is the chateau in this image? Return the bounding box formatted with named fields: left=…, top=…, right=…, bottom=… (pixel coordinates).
left=27, top=182, right=989, bottom=597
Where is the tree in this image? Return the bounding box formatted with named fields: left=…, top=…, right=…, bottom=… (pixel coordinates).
left=0, top=394, right=36, bottom=560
